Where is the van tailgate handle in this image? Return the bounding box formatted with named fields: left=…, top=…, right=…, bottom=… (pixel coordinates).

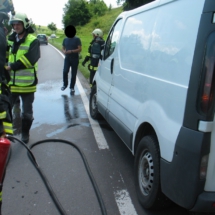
left=111, top=58, right=114, bottom=74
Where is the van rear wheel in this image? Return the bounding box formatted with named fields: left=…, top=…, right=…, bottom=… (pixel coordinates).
left=134, top=135, right=171, bottom=209
left=90, top=85, right=100, bottom=119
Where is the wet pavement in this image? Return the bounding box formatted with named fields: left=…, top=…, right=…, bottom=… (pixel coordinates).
left=2, top=45, right=103, bottom=215
left=1, top=45, right=193, bottom=215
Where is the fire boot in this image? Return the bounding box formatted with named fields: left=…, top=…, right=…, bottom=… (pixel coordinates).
left=21, top=119, right=33, bottom=144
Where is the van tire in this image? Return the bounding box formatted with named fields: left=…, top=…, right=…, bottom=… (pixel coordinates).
left=134, top=135, right=170, bottom=209
left=90, top=85, right=100, bottom=119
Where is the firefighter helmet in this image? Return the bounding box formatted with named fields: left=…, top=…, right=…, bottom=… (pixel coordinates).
left=92, top=29, right=103, bottom=37
left=0, top=0, right=15, bottom=22
left=0, top=0, right=15, bottom=15
left=0, top=11, right=8, bottom=21
left=9, top=12, right=31, bottom=29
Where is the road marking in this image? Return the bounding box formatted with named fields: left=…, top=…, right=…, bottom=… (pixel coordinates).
left=51, top=45, right=109, bottom=150
left=114, top=189, right=138, bottom=215
left=76, top=79, right=109, bottom=149
left=52, top=46, right=137, bottom=215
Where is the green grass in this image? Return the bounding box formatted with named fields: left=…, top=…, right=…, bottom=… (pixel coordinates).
left=35, top=7, right=123, bottom=80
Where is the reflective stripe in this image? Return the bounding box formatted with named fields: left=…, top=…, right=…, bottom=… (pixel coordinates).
left=20, top=55, right=32, bottom=68
left=13, top=69, right=34, bottom=76
left=19, top=45, right=29, bottom=50
left=92, top=54, right=100, bottom=58
left=3, top=122, right=13, bottom=134
left=89, top=65, right=98, bottom=70
left=10, top=69, right=35, bottom=86
left=10, top=85, right=36, bottom=93
left=5, top=129, right=13, bottom=134
left=0, top=191, right=2, bottom=201
left=14, top=79, right=34, bottom=84
left=0, top=111, right=7, bottom=119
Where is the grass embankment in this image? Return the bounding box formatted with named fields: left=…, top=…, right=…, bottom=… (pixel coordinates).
left=36, top=7, right=123, bottom=81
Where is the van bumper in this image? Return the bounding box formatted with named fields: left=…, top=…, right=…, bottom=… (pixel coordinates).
left=190, top=192, right=215, bottom=213
left=161, top=127, right=211, bottom=210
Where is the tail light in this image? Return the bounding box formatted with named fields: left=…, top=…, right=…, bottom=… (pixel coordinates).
left=199, top=59, right=215, bottom=114
left=198, top=32, right=215, bottom=118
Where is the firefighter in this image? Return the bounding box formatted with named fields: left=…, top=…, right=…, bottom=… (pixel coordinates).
left=0, top=2, right=15, bottom=214
left=5, top=12, right=40, bottom=143
left=0, top=1, right=14, bottom=137
left=82, top=28, right=105, bottom=87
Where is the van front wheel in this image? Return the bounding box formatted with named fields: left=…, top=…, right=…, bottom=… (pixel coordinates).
left=90, top=85, right=100, bottom=119
left=134, top=135, right=170, bottom=209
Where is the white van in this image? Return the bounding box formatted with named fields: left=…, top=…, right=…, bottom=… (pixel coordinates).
left=89, top=0, right=215, bottom=213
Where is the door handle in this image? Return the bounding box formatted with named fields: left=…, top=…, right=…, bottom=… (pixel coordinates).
left=110, top=58, right=114, bottom=74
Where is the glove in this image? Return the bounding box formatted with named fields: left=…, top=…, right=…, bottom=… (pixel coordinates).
left=82, top=61, right=85, bottom=67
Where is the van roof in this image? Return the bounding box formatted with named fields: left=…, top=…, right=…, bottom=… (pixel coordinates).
left=116, top=0, right=175, bottom=20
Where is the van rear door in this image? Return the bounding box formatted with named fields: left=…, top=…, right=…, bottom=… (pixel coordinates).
left=183, top=1, right=215, bottom=194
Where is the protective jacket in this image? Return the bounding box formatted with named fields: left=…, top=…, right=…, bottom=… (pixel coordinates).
left=0, top=23, right=13, bottom=135
left=8, top=32, right=40, bottom=93
left=83, top=37, right=105, bottom=86
left=83, top=37, right=105, bottom=72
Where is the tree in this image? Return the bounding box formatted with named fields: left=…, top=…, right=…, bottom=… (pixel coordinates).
left=47, top=22, right=57, bottom=33
left=62, top=0, right=91, bottom=27
left=108, top=4, right=112, bottom=11
left=88, top=0, right=107, bottom=16
left=122, top=0, right=154, bottom=10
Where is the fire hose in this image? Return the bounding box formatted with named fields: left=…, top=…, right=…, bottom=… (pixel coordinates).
left=0, top=135, right=107, bottom=215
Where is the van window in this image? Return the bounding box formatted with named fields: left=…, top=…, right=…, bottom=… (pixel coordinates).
left=119, top=11, right=157, bottom=73
left=104, top=19, right=122, bottom=60
left=119, top=8, right=197, bottom=86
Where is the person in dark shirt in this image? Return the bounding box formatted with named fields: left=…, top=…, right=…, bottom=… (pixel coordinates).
left=61, top=25, right=82, bottom=94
